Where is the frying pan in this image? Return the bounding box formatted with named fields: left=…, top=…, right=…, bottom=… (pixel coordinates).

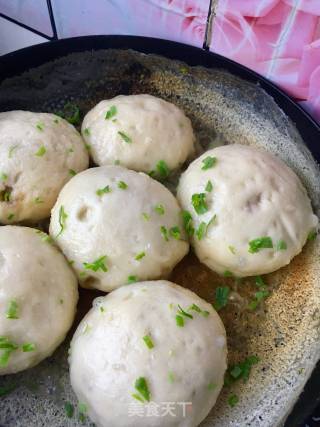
left=0, top=35, right=319, bottom=427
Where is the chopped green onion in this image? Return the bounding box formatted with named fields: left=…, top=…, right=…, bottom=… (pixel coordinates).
left=0, top=337, right=18, bottom=350
left=36, top=230, right=53, bottom=244
left=69, top=169, right=77, bottom=177
left=96, top=185, right=111, bottom=196
left=114, top=159, right=121, bottom=165
left=255, top=289, right=270, bottom=301
left=127, top=275, right=138, bottom=284
left=207, top=214, right=217, bottom=230
left=135, top=252, right=146, bottom=261
left=182, top=210, right=194, bottom=237
left=201, top=156, right=217, bottom=170
left=132, top=393, right=144, bottom=403
left=223, top=270, right=234, bottom=278
left=196, top=215, right=217, bottom=239
left=201, top=310, right=210, bottom=317
left=78, top=402, right=87, bottom=414
left=156, top=160, right=170, bottom=179
left=118, top=131, right=132, bottom=143
left=188, top=303, right=201, bottom=313
left=34, top=196, right=44, bottom=204
left=0, top=337, right=18, bottom=367
left=22, top=343, right=35, bottom=352
left=196, top=222, right=207, bottom=240
left=180, top=66, right=188, bottom=74
left=225, top=355, right=260, bottom=386
left=276, top=239, right=287, bottom=250
left=118, top=181, right=128, bottom=190
left=188, top=303, right=210, bottom=318
left=53, top=118, right=59, bottom=124
left=35, top=145, right=46, bottom=157
left=154, top=204, right=165, bottom=215
left=85, top=144, right=91, bottom=151
left=142, top=212, right=150, bottom=221
left=83, top=255, right=108, bottom=272
left=255, top=276, right=265, bottom=288
left=248, top=286, right=269, bottom=310
left=1, top=189, right=11, bottom=202
left=205, top=180, right=213, bottom=192
left=191, top=193, right=208, bottom=215
left=177, top=305, right=193, bottom=319
left=230, top=365, right=242, bottom=379
left=56, top=103, right=81, bottom=125
left=160, top=226, right=169, bottom=241
left=82, top=324, right=91, bottom=334
left=228, top=394, right=239, bottom=407
left=105, top=105, right=117, bottom=120
left=228, top=245, right=236, bottom=254
left=83, top=128, right=90, bottom=136
left=8, top=145, right=18, bottom=158
left=78, top=413, right=86, bottom=423
left=168, top=371, right=175, bottom=383
left=169, top=226, right=181, bottom=240
left=6, top=300, right=19, bottom=319
left=248, top=236, right=273, bottom=253
left=134, top=377, right=150, bottom=402
left=64, top=402, right=74, bottom=418
left=213, top=286, right=230, bottom=311
left=175, top=314, right=184, bottom=327
left=57, top=205, right=68, bottom=237
left=36, top=122, right=44, bottom=131
left=143, top=335, right=154, bottom=349
left=0, top=173, right=8, bottom=181
left=78, top=402, right=87, bottom=422
left=248, top=276, right=270, bottom=311
left=0, top=350, right=11, bottom=367
left=7, top=213, right=14, bottom=221
left=307, top=229, right=317, bottom=241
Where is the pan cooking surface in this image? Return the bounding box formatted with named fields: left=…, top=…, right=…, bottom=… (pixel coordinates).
left=0, top=43, right=319, bottom=427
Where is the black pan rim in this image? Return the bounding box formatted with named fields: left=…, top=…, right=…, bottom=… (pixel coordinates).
left=0, top=35, right=319, bottom=163
left=0, top=34, right=319, bottom=427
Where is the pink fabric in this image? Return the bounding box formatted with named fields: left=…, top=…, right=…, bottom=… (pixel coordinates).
left=211, top=0, right=320, bottom=123
left=300, top=65, right=320, bottom=122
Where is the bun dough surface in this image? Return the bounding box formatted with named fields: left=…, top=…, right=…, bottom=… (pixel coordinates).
left=81, top=94, right=195, bottom=175
left=69, top=280, right=227, bottom=427
left=0, top=111, right=89, bottom=223
left=50, top=166, right=189, bottom=291
left=177, top=144, right=318, bottom=277
left=0, top=226, right=78, bottom=375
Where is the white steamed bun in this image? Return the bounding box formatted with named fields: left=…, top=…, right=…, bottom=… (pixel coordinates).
left=50, top=166, right=189, bottom=291
left=177, top=144, right=318, bottom=277
left=69, top=280, right=227, bottom=427
left=81, top=94, right=195, bottom=176
left=0, top=110, right=89, bottom=223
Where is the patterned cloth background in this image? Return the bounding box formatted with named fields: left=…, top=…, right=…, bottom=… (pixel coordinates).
left=212, top=0, right=320, bottom=123
left=0, top=0, right=319, bottom=123
left=0, top=1, right=319, bottom=426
